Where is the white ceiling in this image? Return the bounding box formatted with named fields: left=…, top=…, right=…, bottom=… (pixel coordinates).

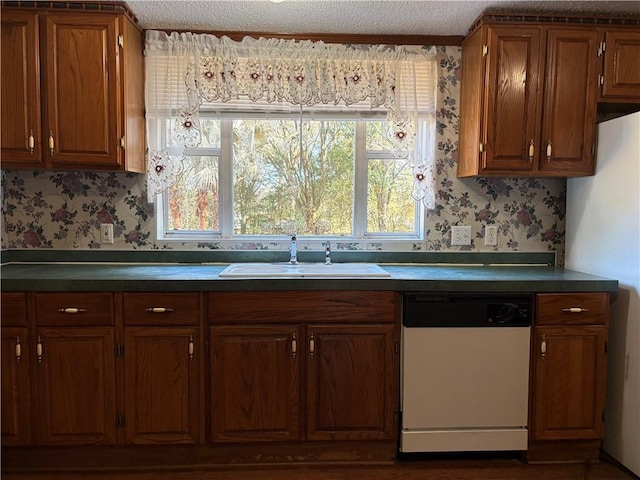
left=124, top=0, right=640, bottom=37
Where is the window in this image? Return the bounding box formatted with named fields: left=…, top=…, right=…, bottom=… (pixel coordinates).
left=145, top=32, right=436, bottom=242
left=156, top=114, right=425, bottom=240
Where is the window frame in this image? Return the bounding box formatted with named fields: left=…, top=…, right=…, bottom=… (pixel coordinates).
left=154, top=111, right=425, bottom=242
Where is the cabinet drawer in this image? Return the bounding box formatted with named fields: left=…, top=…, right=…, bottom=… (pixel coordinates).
left=35, top=292, right=114, bottom=326
left=123, top=293, right=200, bottom=326
left=1, top=292, right=28, bottom=326
left=536, top=293, right=609, bottom=325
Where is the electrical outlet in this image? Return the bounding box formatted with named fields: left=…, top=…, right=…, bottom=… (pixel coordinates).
left=451, top=226, right=472, bottom=246
left=100, top=223, right=114, bottom=244
left=484, top=225, right=498, bottom=246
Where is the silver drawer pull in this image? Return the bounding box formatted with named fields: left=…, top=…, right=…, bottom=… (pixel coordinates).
left=58, top=307, right=87, bottom=314
left=145, top=307, right=174, bottom=313
left=562, top=307, right=589, bottom=313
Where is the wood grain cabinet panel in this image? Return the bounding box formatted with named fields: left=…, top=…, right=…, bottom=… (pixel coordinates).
left=208, top=291, right=399, bottom=445
left=1, top=293, right=31, bottom=446
left=0, top=7, right=145, bottom=172
left=306, top=324, right=396, bottom=441
left=0, top=10, right=43, bottom=168
left=529, top=292, right=610, bottom=462
left=531, top=325, right=607, bottom=440
left=124, top=326, right=202, bottom=444
left=210, top=325, right=301, bottom=443
left=458, top=22, right=599, bottom=177
left=1, top=326, right=31, bottom=446
left=36, top=326, right=116, bottom=445
left=599, top=29, right=640, bottom=101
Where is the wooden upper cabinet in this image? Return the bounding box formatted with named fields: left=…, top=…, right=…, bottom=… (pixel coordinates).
left=0, top=7, right=145, bottom=172
left=481, top=26, right=542, bottom=174
left=599, top=29, right=640, bottom=101
left=44, top=14, right=120, bottom=169
left=538, top=28, right=599, bottom=176
left=458, top=23, right=599, bottom=178
left=306, top=324, right=397, bottom=441
left=0, top=10, right=43, bottom=168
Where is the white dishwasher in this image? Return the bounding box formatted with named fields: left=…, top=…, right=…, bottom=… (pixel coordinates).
left=400, top=293, right=532, bottom=453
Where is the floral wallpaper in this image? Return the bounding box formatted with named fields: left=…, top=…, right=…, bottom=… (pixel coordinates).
left=1, top=46, right=566, bottom=259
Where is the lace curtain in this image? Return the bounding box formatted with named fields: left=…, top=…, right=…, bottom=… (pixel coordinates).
left=145, top=30, right=437, bottom=208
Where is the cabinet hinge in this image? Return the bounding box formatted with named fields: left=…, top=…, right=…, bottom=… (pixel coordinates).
left=120, top=136, right=125, bottom=148
left=479, top=142, right=485, bottom=153
left=592, top=144, right=596, bottom=156
left=482, top=44, right=488, bottom=57
left=205, top=340, right=210, bottom=356
left=393, top=410, right=399, bottom=426
left=599, top=75, right=605, bottom=86
left=601, top=41, right=606, bottom=54
left=117, top=35, right=124, bottom=48
left=114, top=344, right=124, bottom=357
left=394, top=340, right=399, bottom=354
left=116, top=415, right=125, bottom=428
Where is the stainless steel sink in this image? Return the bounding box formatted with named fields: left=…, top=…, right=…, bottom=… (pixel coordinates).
left=218, top=263, right=390, bottom=278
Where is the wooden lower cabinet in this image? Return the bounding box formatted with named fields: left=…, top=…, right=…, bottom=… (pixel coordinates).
left=210, top=325, right=301, bottom=442
left=528, top=293, right=609, bottom=462
left=531, top=325, right=607, bottom=440
left=208, top=291, right=399, bottom=446
left=306, top=324, right=396, bottom=441
left=36, top=326, right=116, bottom=445
left=210, top=322, right=397, bottom=444
left=124, top=326, right=202, bottom=444
left=1, top=292, right=32, bottom=446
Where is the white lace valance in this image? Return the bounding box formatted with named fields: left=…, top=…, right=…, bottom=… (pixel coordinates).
left=145, top=31, right=437, bottom=209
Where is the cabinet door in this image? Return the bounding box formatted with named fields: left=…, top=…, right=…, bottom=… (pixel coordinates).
left=539, top=28, right=599, bottom=176
left=36, top=327, right=116, bottom=445
left=532, top=325, right=607, bottom=440
left=601, top=30, right=640, bottom=99
left=482, top=26, right=542, bottom=174
left=43, top=13, right=121, bottom=169
left=0, top=10, right=43, bottom=167
left=306, top=324, right=397, bottom=441
left=1, top=327, right=31, bottom=446
left=124, top=326, right=201, bottom=444
left=210, top=325, right=300, bottom=442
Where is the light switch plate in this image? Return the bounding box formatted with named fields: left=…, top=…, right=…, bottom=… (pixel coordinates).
left=451, top=226, right=471, bottom=245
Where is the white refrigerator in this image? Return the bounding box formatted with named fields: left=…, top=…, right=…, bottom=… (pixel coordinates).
left=565, top=111, right=640, bottom=477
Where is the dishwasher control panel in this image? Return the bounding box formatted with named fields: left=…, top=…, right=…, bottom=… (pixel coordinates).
left=403, top=293, right=532, bottom=328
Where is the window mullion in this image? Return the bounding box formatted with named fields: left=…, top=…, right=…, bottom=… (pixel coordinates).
left=353, top=122, right=367, bottom=238
left=219, top=119, right=234, bottom=238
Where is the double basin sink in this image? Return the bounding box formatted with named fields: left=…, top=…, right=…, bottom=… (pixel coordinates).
left=218, top=262, right=390, bottom=278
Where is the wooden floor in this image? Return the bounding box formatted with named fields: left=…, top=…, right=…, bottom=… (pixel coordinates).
left=2, top=457, right=637, bottom=480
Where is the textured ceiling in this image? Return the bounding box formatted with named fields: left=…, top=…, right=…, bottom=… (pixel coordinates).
left=124, top=0, right=640, bottom=36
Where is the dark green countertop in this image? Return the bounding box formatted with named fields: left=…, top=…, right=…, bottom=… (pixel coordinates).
left=0, top=262, right=618, bottom=294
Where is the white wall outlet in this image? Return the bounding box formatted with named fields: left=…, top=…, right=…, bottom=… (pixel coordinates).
left=451, top=225, right=472, bottom=246
left=484, top=225, right=498, bottom=246
left=100, top=223, right=114, bottom=244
